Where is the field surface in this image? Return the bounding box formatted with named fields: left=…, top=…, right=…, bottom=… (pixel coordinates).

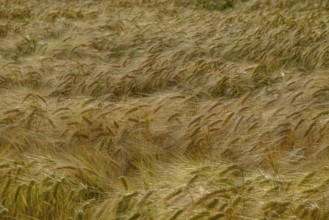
left=0, top=0, right=329, bottom=219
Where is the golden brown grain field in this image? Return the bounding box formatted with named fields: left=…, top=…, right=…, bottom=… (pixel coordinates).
left=0, top=0, right=328, bottom=219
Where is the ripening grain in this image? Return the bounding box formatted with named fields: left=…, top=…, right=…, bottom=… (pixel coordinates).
left=0, top=0, right=328, bottom=219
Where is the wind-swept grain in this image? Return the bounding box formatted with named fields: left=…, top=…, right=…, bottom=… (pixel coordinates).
left=304, top=122, right=317, bottom=137
left=291, top=92, right=304, bottom=104
left=222, top=112, right=234, bottom=126
left=188, top=116, right=203, bottom=128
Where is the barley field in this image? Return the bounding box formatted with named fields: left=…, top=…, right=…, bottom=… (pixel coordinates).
left=0, top=0, right=328, bottom=219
